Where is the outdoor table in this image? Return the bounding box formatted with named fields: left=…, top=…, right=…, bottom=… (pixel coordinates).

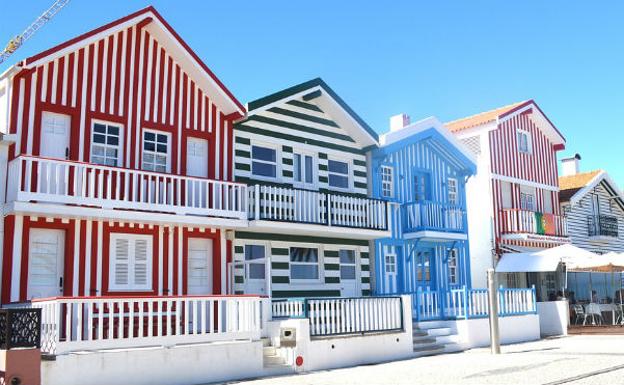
left=584, top=303, right=619, bottom=325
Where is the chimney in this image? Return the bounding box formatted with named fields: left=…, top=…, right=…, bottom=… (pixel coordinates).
left=561, top=153, right=581, bottom=176
left=390, top=113, right=410, bottom=132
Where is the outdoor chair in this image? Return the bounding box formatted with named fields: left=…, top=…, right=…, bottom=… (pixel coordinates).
left=572, top=304, right=587, bottom=325
left=584, top=303, right=604, bottom=326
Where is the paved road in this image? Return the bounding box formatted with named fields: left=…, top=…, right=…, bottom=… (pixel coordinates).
left=228, top=335, right=624, bottom=385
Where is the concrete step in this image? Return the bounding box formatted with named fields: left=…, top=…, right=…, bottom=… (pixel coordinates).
left=413, top=344, right=445, bottom=357
left=424, top=327, right=453, bottom=337
left=263, top=346, right=277, bottom=356
left=260, top=338, right=271, bottom=347
left=434, top=334, right=460, bottom=345
left=263, top=354, right=286, bottom=366
left=414, top=320, right=453, bottom=330
left=412, top=335, right=438, bottom=345
left=443, top=343, right=465, bottom=354
left=412, top=329, right=429, bottom=338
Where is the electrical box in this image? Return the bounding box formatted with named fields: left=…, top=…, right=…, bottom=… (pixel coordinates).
left=280, top=327, right=296, bottom=347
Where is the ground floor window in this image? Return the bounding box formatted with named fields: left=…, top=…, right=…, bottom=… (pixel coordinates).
left=290, top=247, right=319, bottom=280
left=244, top=244, right=266, bottom=280
left=339, top=249, right=357, bottom=280
left=416, top=250, right=432, bottom=286
left=109, top=233, right=153, bottom=291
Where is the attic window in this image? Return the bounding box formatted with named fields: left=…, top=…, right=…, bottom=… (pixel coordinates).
left=517, top=129, right=532, bottom=154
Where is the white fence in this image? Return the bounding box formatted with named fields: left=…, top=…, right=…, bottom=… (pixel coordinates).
left=404, top=200, right=465, bottom=233
left=249, top=184, right=388, bottom=230
left=8, top=295, right=264, bottom=355
left=7, top=156, right=247, bottom=219
left=499, top=209, right=567, bottom=237
left=271, top=299, right=306, bottom=319
left=306, top=297, right=403, bottom=336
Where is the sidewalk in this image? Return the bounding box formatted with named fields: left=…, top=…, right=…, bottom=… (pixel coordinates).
left=226, top=335, right=624, bottom=385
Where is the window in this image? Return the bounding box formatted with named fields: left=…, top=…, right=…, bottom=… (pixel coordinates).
left=251, top=145, right=277, bottom=178
left=290, top=247, right=319, bottom=280
left=517, top=129, right=532, bottom=154
left=385, top=248, right=397, bottom=274
left=413, top=173, right=430, bottom=202
left=142, top=130, right=170, bottom=172
left=328, top=159, right=349, bottom=189
left=448, top=249, right=458, bottom=285
left=520, top=192, right=535, bottom=211
left=447, top=178, right=458, bottom=205
left=416, top=250, right=431, bottom=284
left=109, top=234, right=152, bottom=291
left=91, top=122, right=122, bottom=166
left=339, top=249, right=357, bottom=280
left=244, top=244, right=266, bottom=280
left=381, top=166, right=394, bottom=198
left=294, top=153, right=315, bottom=186
left=543, top=191, right=553, bottom=214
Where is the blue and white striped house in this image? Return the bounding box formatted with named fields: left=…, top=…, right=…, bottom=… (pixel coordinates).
left=371, top=115, right=477, bottom=318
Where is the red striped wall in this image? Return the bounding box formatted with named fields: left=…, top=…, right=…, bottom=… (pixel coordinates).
left=2, top=215, right=224, bottom=304
left=8, top=23, right=233, bottom=180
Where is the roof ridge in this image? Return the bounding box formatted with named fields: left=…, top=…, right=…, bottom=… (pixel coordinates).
left=445, top=100, right=529, bottom=125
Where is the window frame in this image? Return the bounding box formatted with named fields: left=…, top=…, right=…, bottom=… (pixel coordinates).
left=338, top=249, right=358, bottom=281
left=380, top=165, right=394, bottom=199
left=141, top=129, right=171, bottom=173
left=327, top=157, right=352, bottom=191
left=292, top=149, right=317, bottom=189
left=90, top=120, right=124, bottom=167
left=289, top=246, right=322, bottom=282
left=447, top=177, right=458, bottom=205
left=448, top=248, right=458, bottom=285
left=243, top=243, right=267, bottom=281
left=384, top=247, right=397, bottom=275
left=250, top=142, right=280, bottom=181
left=413, top=171, right=431, bottom=202
left=108, top=233, right=153, bottom=292
left=517, top=129, right=532, bottom=154
left=520, top=185, right=536, bottom=211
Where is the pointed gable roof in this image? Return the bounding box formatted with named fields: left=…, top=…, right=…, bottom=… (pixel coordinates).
left=559, top=169, right=624, bottom=210
left=246, top=78, right=378, bottom=147
left=446, top=100, right=566, bottom=149
left=15, top=6, right=244, bottom=115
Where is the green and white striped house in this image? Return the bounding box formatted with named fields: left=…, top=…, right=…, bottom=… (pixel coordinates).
left=231, top=78, right=391, bottom=298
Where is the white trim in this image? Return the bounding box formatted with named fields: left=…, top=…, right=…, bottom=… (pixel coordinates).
left=220, top=230, right=226, bottom=294
left=72, top=219, right=80, bottom=296
left=292, top=149, right=318, bottom=190
left=288, top=244, right=324, bottom=284
left=141, top=128, right=172, bottom=173
left=96, top=220, right=103, bottom=294
left=327, top=156, right=352, bottom=192
left=250, top=141, right=281, bottom=182
left=158, top=225, right=164, bottom=295
left=403, top=230, right=468, bottom=241
left=84, top=220, right=92, bottom=296
left=90, top=120, right=124, bottom=167
left=10, top=215, right=23, bottom=302
left=492, top=173, right=559, bottom=191
left=516, top=128, right=532, bottom=154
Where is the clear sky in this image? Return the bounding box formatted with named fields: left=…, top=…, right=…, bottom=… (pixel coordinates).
left=1, top=1, right=622, bottom=188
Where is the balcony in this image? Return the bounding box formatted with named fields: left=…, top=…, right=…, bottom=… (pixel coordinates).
left=499, top=209, right=568, bottom=242
left=588, top=214, right=619, bottom=239
left=6, top=155, right=247, bottom=225
left=247, top=184, right=390, bottom=237
left=402, top=200, right=467, bottom=240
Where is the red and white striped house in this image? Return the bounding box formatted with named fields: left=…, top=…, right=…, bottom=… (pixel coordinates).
left=446, top=100, right=568, bottom=292
left=0, top=6, right=247, bottom=304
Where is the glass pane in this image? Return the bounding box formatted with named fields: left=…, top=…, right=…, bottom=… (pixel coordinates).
left=252, top=162, right=276, bottom=177
left=144, top=141, right=155, bottom=152
left=157, top=134, right=168, bottom=144
left=339, top=249, right=355, bottom=264
left=93, top=134, right=106, bottom=144
left=106, top=148, right=117, bottom=157
left=252, top=146, right=276, bottom=162
left=143, top=153, right=154, bottom=163
left=155, top=165, right=166, bottom=173
left=305, top=156, right=313, bottom=184
left=328, top=160, right=348, bottom=175
left=107, top=125, right=119, bottom=136
left=290, top=248, right=318, bottom=262
left=293, top=154, right=301, bottom=182
left=157, top=144, right=167, bottom=153
left=340, top=266, right=356, bottom=280
left=92, top=146, right=105, bottom=156
left=291, top=265, right=319, bottom=280
left=144, top=131, right=155, bottom=141
left=248, top=263, right=265, bottom=279
left=245, top=245, right=265, bottom=261
left=94, top=123, right=106, bottom=133
left=106, top=158, right=117, bottom=166
left=107, top=136, right=119, bottom=146
left=155, top=155, right=167, bottom=166
left=92, top=156, right=105, bottom=165
left=329, top=174, right=349, bottom=189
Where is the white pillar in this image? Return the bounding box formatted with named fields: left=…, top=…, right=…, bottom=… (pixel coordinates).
left=0, top=141, right=10, bottom=302
left=10, top=215, right=24, bottom=302
left=220, top=229, right=227, bottom=294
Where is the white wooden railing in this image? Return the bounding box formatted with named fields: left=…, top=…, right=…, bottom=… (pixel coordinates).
left=7, top=156, right=247, bottom=219
left=271, top=299, right=306, bottom=319
left=404, top=200, right=465, bottom=233
left=6, top=295, right=264, bottom=355
left=248, top=184, right=388, bottom=230
left=500, top=209, right=567, bottom=237
left=306, top=297, right=403, bottom=336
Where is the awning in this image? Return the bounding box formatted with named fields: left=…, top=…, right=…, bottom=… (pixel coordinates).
left=496, top=244, right=599, bottom=273
left=496, top=252, right=562, bottom=272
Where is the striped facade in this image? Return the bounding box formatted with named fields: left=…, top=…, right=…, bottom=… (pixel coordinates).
left=0, top=8, right=244, bottom=304
left=232, top=78, right=382, bottom=298
left=371, top=120, right=476, bottom=296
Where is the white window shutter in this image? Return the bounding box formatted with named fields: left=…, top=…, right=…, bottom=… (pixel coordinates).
left=113, top=238, right=130, bottom=287
left=134, top=238, right=149, bottom=287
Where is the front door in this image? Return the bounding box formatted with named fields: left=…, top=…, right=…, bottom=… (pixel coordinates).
left=339, top=249, right=360, bottom=297
left=187, top=238, right=213, bottom=295
left=28, top=229, right=64, bottom=299
left=41, top=112, right=71, bottom=159
left=186, top=137, right=209, bottom=209
left=242, top=244, right=267, bottom=295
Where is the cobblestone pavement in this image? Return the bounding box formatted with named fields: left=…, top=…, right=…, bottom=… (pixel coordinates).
left=227, top=335, right=624, bottom=385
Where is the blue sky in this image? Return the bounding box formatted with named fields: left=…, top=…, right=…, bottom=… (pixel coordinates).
left=1, top=1, right=623, bottom=187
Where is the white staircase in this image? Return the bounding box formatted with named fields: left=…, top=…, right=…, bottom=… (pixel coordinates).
left=412, top=321, right=464, bottom=357
left=261, top=338, right=292, bottom=372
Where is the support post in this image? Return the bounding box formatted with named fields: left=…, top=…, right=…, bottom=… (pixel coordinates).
left=487, top=268, right=500, bottom=354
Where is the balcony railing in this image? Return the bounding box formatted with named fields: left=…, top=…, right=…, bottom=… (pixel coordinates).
left=7, top=156, right=247, bottom=220
left=499, top=209, right=568, bottom=237
left=248, top=184, right=389, bottom=231
left=588, top=214, right=619, bottom=238
left=403, top=200, right=466, bottom=234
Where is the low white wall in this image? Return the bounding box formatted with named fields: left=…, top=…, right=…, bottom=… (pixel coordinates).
left=267, top=295, right=413, bottom=372
left=42, top=340, right=264, bottom=385
left=537, top=301, right=568, bottom=336
left=454, top=314, right=541, bottom=349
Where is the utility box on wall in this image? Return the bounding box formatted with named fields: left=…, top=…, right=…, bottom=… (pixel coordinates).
left=280, top=327, right=297, bottom=347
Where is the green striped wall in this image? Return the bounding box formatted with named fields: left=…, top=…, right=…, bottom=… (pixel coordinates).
left=233, top=96, right=369, bottom=196
left=232, top=232, right=371, bottom=298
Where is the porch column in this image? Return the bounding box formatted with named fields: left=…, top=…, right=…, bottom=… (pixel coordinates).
left=10, top=215, right=24, bottom=302
left=220, top=229, right=227, bottom=294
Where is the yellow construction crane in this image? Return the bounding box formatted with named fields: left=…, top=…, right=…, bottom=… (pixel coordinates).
left=0, top=0, right=71, bottom=65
